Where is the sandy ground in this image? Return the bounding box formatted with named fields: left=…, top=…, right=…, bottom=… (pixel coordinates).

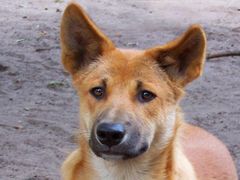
left=0, top=0, right=239, bottom=179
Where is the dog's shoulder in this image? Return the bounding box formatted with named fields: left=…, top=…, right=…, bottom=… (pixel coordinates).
left=61, top=145, right=97, bottom=180
left=61, top=149, right=82, bottom=180
left=181, top=123, right=238, bottom=180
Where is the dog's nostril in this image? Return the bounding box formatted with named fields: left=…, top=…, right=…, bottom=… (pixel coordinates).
left=112, top=132, right=124, bottom=140
left=96, top=123, right=126, bottom=147
left=97, top=131, right=107, bottom=139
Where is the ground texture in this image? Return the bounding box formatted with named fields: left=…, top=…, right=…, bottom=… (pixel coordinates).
left=0, top=0, right=239, bottom=179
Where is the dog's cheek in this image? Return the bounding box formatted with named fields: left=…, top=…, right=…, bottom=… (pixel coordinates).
left=79, top=101, right=93, bottom=132
left=149, top=105, right=161, bottom=119
left=143, top=121, right=156, bottom=146
left=142, top=99, right=174, bottom=142
left=134, top=105, right=159, bottom=146
left=85, top=97, right=97, bottom=115
left=78, top=89, right=98, bottom=114
left=142, top=98, right=164, bottom=123
left=77, top=93, right=98, bottom=131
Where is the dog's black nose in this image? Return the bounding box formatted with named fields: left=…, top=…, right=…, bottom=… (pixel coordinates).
left=96, top=123, right=126, bottom=147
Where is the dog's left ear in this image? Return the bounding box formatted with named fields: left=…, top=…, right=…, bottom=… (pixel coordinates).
left=146, top=25, right=206, bottom=86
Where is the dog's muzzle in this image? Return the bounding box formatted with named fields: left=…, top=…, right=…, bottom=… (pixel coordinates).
left=89, top=122, right=148, bottom=160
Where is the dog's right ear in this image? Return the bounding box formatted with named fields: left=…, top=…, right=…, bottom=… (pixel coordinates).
left=60, top=3, right=115, bottom=74
left=146, top=25, right=206, bottom=87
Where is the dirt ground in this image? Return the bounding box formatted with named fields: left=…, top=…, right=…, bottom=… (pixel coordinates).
left=0, top=0, right=239, bottom=179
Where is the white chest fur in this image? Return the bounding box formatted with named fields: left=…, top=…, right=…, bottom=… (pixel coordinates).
left=91, top=155, right=152, bottom=180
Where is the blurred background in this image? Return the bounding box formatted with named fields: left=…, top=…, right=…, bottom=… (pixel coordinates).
left=0, top=0, right=239, bottom=179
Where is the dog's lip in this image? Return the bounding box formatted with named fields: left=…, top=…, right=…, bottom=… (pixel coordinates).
left=98, top=150, right=124, bottom=156
left=98, top=151, right=140, bottom=160
left=92, top=143, right=149, bottom=160
left=101, top=153, right=124, bottom=161
left=96, top=147, right=146, bottom=160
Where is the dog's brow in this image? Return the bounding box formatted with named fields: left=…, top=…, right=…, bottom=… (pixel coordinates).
left=136, top=80, right=142, bottom=91
left=102, top=78, right=107, bottom=87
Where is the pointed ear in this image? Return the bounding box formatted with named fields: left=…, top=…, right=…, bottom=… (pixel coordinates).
left=146, top=25, right=207, bottom=86
left=60, top=3, right=115, bottom=74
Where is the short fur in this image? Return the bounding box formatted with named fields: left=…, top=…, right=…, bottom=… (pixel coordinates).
left=60, top=3, right=237, bottom=180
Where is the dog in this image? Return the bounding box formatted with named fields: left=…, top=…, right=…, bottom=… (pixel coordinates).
left=60, top=2, right=237, bottom=180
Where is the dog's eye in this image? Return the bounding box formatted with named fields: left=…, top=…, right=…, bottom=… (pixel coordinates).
left=90, top=87, right=105, bottom=99
left=138, top=90, right=156, bottom=103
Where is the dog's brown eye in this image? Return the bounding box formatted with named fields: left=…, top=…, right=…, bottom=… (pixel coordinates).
left=138, top=90, right=156, bottom=103
left=90, top=87, right=105, bottom=99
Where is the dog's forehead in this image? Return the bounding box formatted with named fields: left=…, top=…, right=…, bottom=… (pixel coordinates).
left=78, top=48, right=168, bottom=88
left=98, top=49, right=162, bottom=80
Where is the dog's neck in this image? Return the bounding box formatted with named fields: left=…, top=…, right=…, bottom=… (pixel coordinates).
left=89, top=111, right=196, bottom=180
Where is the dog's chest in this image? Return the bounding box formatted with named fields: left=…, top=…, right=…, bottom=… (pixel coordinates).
left=91, top=156, right=152, bottom=180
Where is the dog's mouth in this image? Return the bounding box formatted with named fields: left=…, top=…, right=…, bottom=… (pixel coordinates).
left=101, top=154, right=124, bottom=161
left=89, top=141, right=149, bottom=160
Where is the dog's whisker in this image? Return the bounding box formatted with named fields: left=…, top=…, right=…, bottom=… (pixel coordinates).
left=77, top=131, right=90, bottom=134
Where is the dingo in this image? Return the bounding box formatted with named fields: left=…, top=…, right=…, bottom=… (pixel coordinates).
left=60, top=3, right=237, bottom=180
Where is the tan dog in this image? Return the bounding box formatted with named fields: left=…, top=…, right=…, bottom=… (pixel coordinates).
left=60, top=3, right=237, bottom=180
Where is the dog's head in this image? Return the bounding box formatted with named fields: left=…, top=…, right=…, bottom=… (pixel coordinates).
left=61, top=3, right=206, bottom=160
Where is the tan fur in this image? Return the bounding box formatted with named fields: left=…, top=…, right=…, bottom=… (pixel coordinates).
left=60, top=2, right=237, bottom=180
